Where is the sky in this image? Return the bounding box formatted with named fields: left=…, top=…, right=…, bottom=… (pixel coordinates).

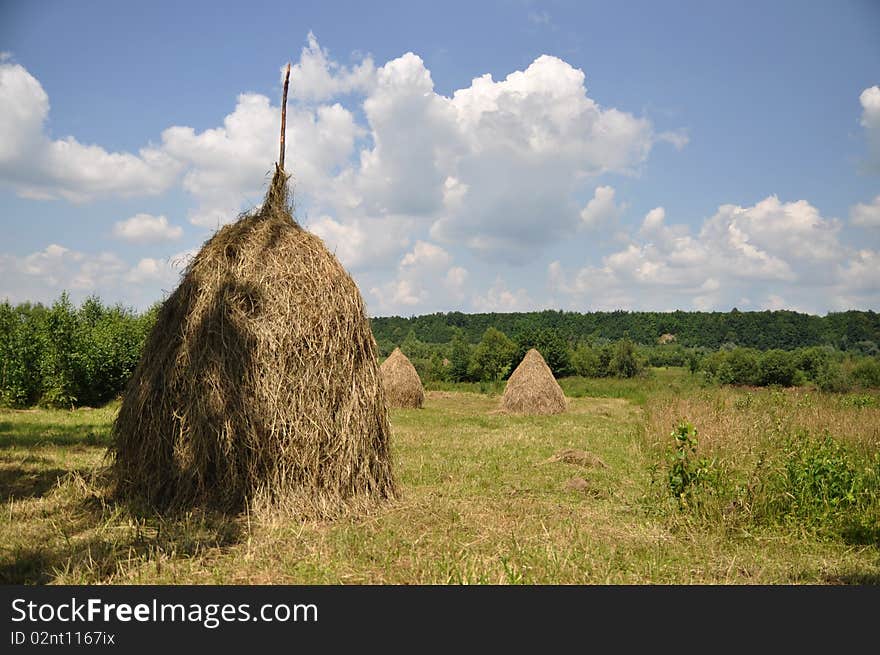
left=1, top=0, right=879, bottom=316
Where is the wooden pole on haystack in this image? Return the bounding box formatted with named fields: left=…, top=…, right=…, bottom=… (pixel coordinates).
left=279, top=62, right=291, bottom=171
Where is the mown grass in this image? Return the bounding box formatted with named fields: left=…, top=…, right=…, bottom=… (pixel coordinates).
left=1, top=371, right=878, bottom=584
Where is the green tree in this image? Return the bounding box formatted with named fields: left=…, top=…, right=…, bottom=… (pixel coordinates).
left=514, top=327, right=571, bottom=377
left=0, top=301, right=46, bottom=406
left=400, top=329, right=429, bottom=360
left=571, top=343, right=602, bottom=377
left=425, top=352, right=449, bottom=383
left=469, top=327, right=516, bottom=382
left=40, top=292, right=78, bottom=408
left=609, top=338, right=642, bottom=378
left=448, top=332, right=473, bottom=382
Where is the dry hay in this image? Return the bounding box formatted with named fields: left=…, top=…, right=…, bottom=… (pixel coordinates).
left=563, top=477, right=592, bottom=492
left=108, top=167, right=396, bottom=517
left=539, top=448, right=607, bottom=468
left=380, top=348, right=424, bottom=409
left=563, top=476, right=604, bottom=498
left=498, top=348, right=567, bottom=415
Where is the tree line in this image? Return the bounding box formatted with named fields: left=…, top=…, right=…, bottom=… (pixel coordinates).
left=1, top=295, right=878, bottom=409
left=386, top=325, right=880, bottom=392
left=0, top=294, right=155, bottom=408
left=371, top=309, right=880, bottom=352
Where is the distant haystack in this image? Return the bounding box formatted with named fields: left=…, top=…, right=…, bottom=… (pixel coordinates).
left=380, top=348, right=424, bottom=409
left=499, top=348, right=566, bottom=415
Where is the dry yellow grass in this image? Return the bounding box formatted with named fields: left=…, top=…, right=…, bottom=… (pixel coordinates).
left=643, top=386, right=880, bottom=457
left=2, top=378, right=879, bottom=585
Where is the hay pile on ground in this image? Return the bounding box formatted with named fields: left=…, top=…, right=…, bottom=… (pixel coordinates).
left=498, top=348, right=566, bottom=415
left=109, top=167, right=396, bottom=517
left=380, top=348, right=424, bottom=409
left=539, top=449, right=607, bottom=468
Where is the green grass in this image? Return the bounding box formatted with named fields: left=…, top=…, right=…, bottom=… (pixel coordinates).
left=1, top=370, right=878, bottom=584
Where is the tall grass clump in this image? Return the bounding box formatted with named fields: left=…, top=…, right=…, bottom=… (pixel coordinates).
left=751, top=433, right=880, bottom=543
left=645, top=386, right=880, bottom=544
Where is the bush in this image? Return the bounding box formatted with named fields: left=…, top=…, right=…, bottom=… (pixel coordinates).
left=758, top=349, right=797, bottom=386
left=794, top=346, right=832, bottom=382
left=570, top=343, right=602, bottom=377
left=814, top=359, right=852, bottom=392
left=715, top=348, right=760, bottom=386
left=39, top=293, right=78, bottom=408
left=643, top=344, right=688, bottom=368
left=663, top=422, right=722, bottom=509
left=0, top=301, right=46, bottom=407
left=609, top=338, right=642, bottom=378
left=851, top=358, right=880, bottom=388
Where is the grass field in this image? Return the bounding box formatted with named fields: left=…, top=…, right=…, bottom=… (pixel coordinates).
left=1, top=368, right=878, bottom=584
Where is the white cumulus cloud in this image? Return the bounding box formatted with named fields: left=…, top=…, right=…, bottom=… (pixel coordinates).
left=850, top=195, right=880, bottom=227
left=472, top=277, right=534, bottom=312
left=112, top=214, right=183, bottom=243
left=550, top=196, right=867, bottom=312
left=580, top=186, right=624, bottom=228
left=288, top=31, right=376, bottom=103
left=0, top=60, right=180, bottom=202
left=860, top=85, right=880, bottom=171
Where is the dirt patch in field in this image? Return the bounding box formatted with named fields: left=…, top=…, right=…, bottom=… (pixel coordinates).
left=562, top=477, right=605, bottom=498
left=540, top=448, right=607, bottom=468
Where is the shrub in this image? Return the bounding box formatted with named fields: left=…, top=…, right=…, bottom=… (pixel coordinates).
left=814, top=359, right=852, bottom=392
left=0, top=301, right=46, bottom=407
left=851, top=358, right=880, bottom=388
left=715, top=348, right=760, bottom=386
left=795, top=346, right=832, bottom=382
left=758, top=349, right=798, bottom=386
left=664, top=422, right=720, bottom=509
left=609, top=338, right=642, bottom=378
left=570, top=343, right=602, bottom=377
left=0, top=294, right=156, bottom=409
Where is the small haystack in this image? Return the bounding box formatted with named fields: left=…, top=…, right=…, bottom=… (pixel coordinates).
left=108, top=65, right=395, bottom=516
left=499, top=348, right=566, bottom=415
left=380, top=347, right=424, bottom=409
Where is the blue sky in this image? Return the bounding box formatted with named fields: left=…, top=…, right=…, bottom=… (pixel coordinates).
left=1, top=0, right=878, bottom=314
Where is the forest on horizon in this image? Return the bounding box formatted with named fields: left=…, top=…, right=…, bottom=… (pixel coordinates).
left=371, top=308, right=880, bottom=352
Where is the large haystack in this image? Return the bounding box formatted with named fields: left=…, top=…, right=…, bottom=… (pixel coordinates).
left=380, top=347, right=424, bottom=409
left=109, top=167, right=395, bottom=516
left=111, top=62, right=394, bottom=516
left=110, top=68, right=394, bottom=517
left=499, top=348, right=566, bottom=415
